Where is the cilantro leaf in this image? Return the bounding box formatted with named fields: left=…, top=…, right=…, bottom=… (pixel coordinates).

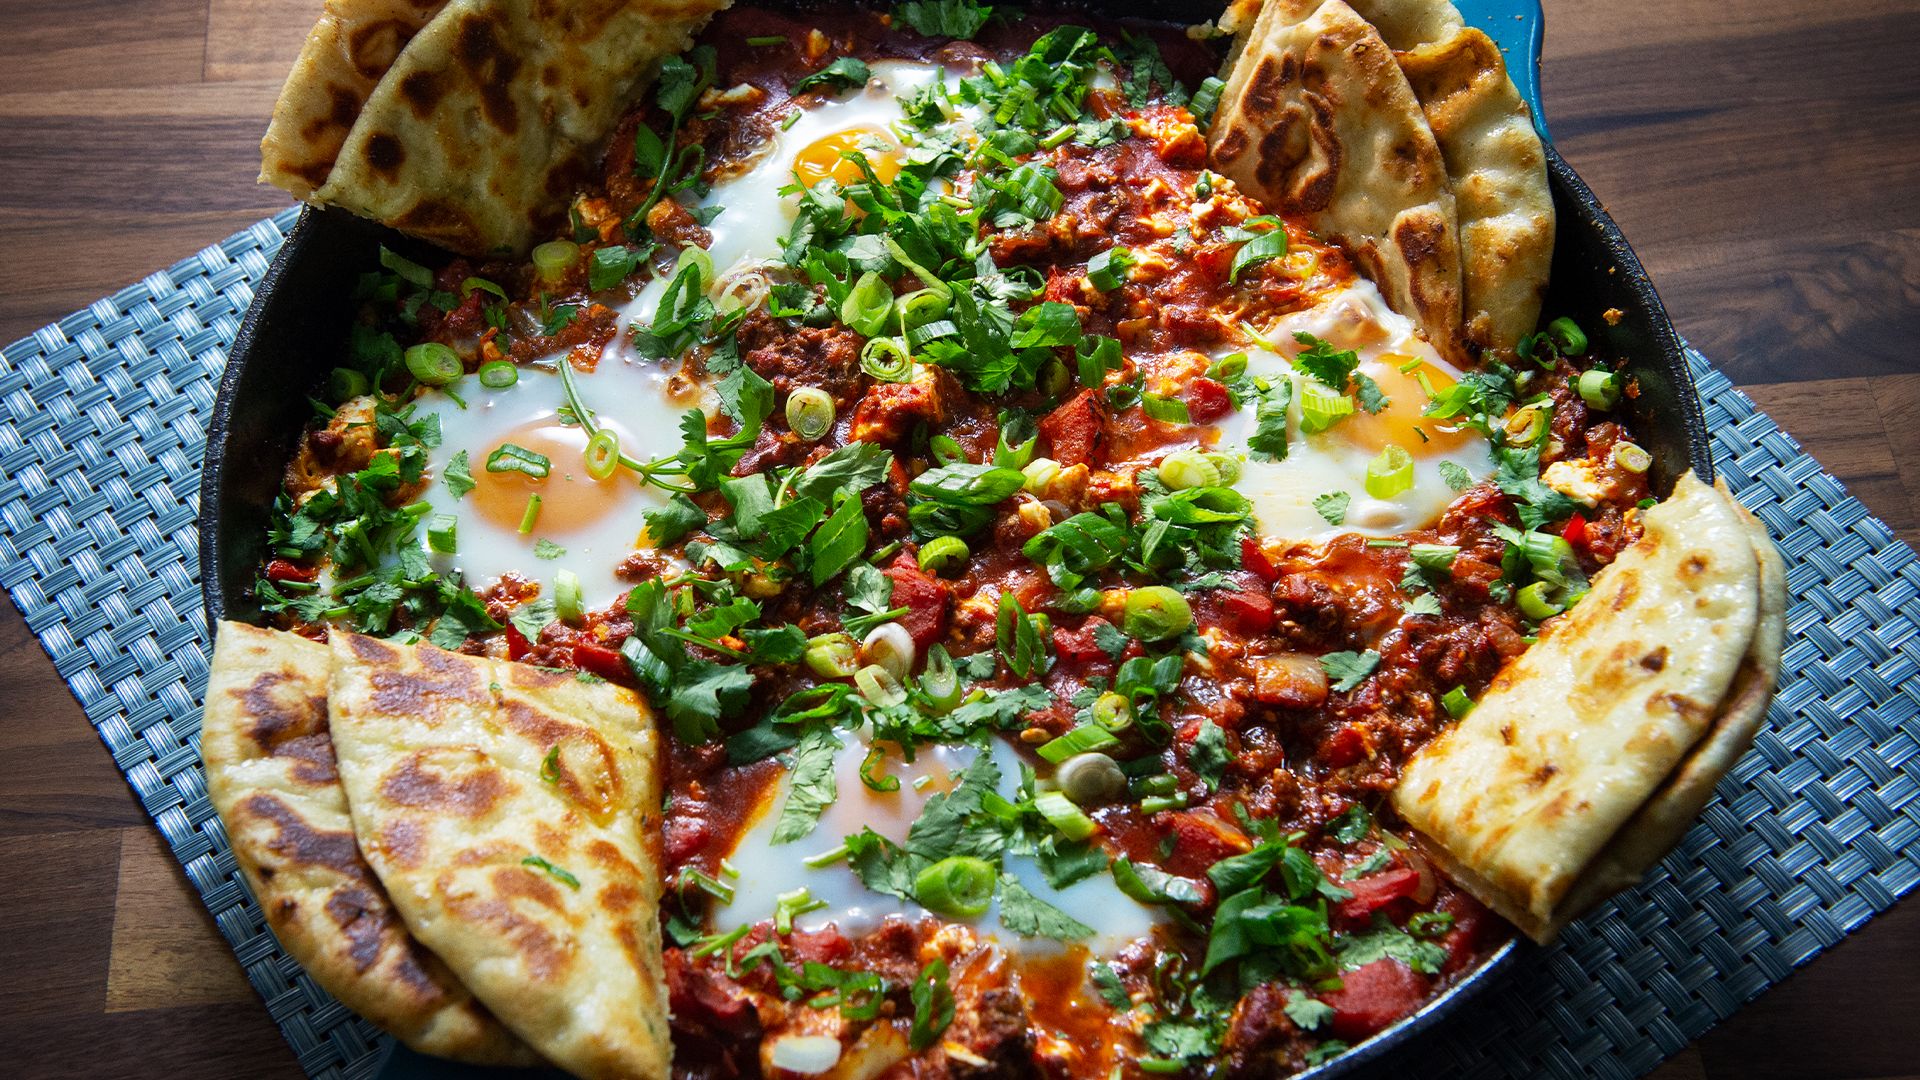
left=1090, top=962, right=1130, bottom=1008
left=1320, top=650, right=1381, bottom=693
left=1335, top=916, right=1448, bottom=975
left=1285, top=992, right=1334, bottom=1031
left=533, top=538, right=565, bottom=560
left=1313, top=490, right=1350, bottom=526
left=1438, top=460, right=1473, bottom=492
left=430, top=586, right=502, bottom=649
left=589, top=245, right=645, bottom=291
left=810, top=491, right=871, bottom=585
left=909, top=958, right=957, bottom=1050
left=1403, top=592, right=1443, bottom=617
left=794, top=57, right=871, bottom=96
left=441, top=450, right=475, bottom=498
left=509, top=598, right=556, bottom=643
left=771, top=726, right=842, bottom=844
left=665, top=660, right=755, bottom=742
left=1329, top=804, right=1371, bottom=843
left=997, top=874, right=1093, bottom=940
left=1292, top=332, right=1359, bottom=390
left=1190, top=720, right=1229, bottom=792
left=643, top=493, right=706, bottom=546
left=1354, top=372, right=1389, bottom=414
left=893, top=0, right=994, bottom=39
left=792, top=442, right=894, bottom=501
left=1247, top=379, right=1293, bottom=462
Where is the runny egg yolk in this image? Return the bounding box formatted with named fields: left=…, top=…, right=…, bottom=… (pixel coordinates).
left=792, top=127, right=903, bottom=189
left=469, top=419, right=628, bottom=534
left=1330, top=354, right=1477, bottom=458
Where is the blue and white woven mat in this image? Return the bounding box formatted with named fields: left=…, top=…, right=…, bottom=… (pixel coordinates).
left=2, top=207, right=1916, bottom=1080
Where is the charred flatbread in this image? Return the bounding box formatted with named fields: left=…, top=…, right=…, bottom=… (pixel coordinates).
left=201, top=621, right=533, bottom=1065
left=326, top=633, right=670, bottom=1080
left=1392, top=474, right=1783, bottom=942
left=278, top=0, right=733, bottom=255
left=1209, top=0, right=1467, bottom=359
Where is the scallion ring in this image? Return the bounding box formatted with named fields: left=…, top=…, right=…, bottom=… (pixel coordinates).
left=917, top=535, right=969, bottom=576
left=1577, top=369, right=1622, bottom=410
left=1516, top=580, right=1564, bottom=621
left=860, top=337, right=913, bottom=383
left=919, top=644, right=962, bottom=714
left=1032, top=790, right=1099, bottom=841
left=1092, top=691, right=1134, bottom=733
left=785, top=387, right=836, bottom=441
left=1612, top=441, right=1652, bottom=474
left=1503, top=404, right=1549, bottom=447
left=531, top=240, right=580, bottom=282
left=854, top=663, right=907, bottom=708
left=1157, top=449, right=1221, bottom=491
left=328, top=367, right=370, bottom=399
left=804, top=633, right=859, bottom=679
left=554, top=570, right=583, bottom=624
left=898, top=289, right=950, bottom=330
left=861, top=622, right=916, bottom=681
left=912, top=856, right=995, bottom=918
left=1123, top=586, right=1193, bottom=642
left=1546, top=316, right=1589, bottom=355
left=584, top=429, right=621, bottom=481
left=1364, top=444, right=1416, bottom=499
left=1298, top=380, right=1356, bottom=434
left=404, top=342, right=462, bottom=386
left=478, top=361, right=518, bottom=389
left=1203, top=452, right=1243, bottom=484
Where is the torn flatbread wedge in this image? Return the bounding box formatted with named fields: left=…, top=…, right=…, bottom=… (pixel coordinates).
left=275, top=0, right=733, bottom=255
left=1392, top=473, right=1785, bottom=942
left=1209, top=0, right=1466, bottom=359
left=201, top=622, right=534, bottom=1065
left=259, top=0, right=452, bottom=200
left=327, top=633, right=669, bottom=1080
left=1348, top=0, right=1554, bottom=353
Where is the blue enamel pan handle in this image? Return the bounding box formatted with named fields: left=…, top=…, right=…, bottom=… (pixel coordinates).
left=1455, top=0, right=1549, bottom=140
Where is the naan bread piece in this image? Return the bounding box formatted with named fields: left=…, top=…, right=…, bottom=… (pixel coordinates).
left=308, top=0, right=733, bottom=255
left=201, top=622, right=533, bottom=1065
left=1209, top=0, right=1466, bottom=359
left=1352, top=1, right=1553, bottom=353
left=1392, top=473, right=1772, bottom=942
left=260, top=0, right=451, bottom=200
left=327, top=634, right=669, bottom=1080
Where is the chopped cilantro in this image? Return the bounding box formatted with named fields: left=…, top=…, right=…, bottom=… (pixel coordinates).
left=1320, top=649, right=1381, bottom=693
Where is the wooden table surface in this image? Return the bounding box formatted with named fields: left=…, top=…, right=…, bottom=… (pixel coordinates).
left=2, top=1, right=1917, bottom=1077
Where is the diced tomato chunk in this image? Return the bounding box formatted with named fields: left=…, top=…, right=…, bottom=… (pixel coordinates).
left=1052, top=617, right=1117, bottom=664
left=664, top=950, right=756, bottom=1034
left=504, top=624, right=531, bottom=661
left=572, top=641, right=628, bottom=683
left=1335, top=867, right=1423, bottom=927
left=1436, top=890, right=1494, bottom=975
left=1241, top=537, right=1281, bottom=583
left=883, top=555, right=952, bottom=648
left=265, top=559, right=317, bottom=584
left=1319, top=723, right=1369, bottom=768
left=1218, top=588, right=1274, bottom=634
left=1562, top=512, right=1589, bottom=550
left=786, top=927, right=852, bottom=966
left=1165, top=810, right=1248, bottom=868
left=1038, top=389, right=1108, bottom=467
left=1321, top=959, right=1432, bottom=1041
left=1184, top=377, right=1232, bottom=424
left=662, top=813, right=710, bottom=866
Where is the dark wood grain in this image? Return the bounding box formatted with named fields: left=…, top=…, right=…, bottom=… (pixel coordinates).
left=0, top=2, right=1915, bottom=1078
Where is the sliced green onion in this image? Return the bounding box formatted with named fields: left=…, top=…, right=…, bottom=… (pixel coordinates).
left=1132, top=773, right=1177, bottom=798
left=1516, top=530, right=1577, bottom=582
left=404, top=342, right=462, bottom=386
left=1123, top=586, right=1193, bottom=642
left=898, top=289, right=950, bottom=330
left=861, top=622, right=916, bottom=680
left=860, top=745, right=900, bottom=793
left=1086, top=246, right=1134, bottom=291
left=555, top=569, right=583, bottom=624
left=917, top=536, right=970, bottom=575
left=1037, top=724, right=1122, bottom=765
left=1055, top=753, right=1126, bottom=806
left=517, top=494, right=542, bottom=535
left=786, top=387, right=836, bottom=441
left=860, top=336, right=913, bottom=382
left=1203, top=452, right=1242, bottom=485
left=426, top=513, right=458, bottom=554
left=328, top=367, right=370, bottom=399
left=1039, top=358, right=1071, bottom=399
left=855, top=663, right=907, bottom=707
left=1612, top=441, right=1652, bottom=474
left=486, top=442, right=552, bottom=477
left=1298, top=380, right=1356, bottom=433
left=1516, top=580, right=1564, bottom=620
left=1140, top=793, right=1188, bottom=814
left=673, top=244, right=715, bottom=288
left=1578, top=369, right=1621, bottom=410
left=478, top=361, right=518, bottom=389
left=930, top=435, right=966, bottom=467
left=919, top=644, right=962, bottom=713
left=1158, top=450, right=1220, bottom=491
left=1033, top=790, right=1098, bottom=841
left=1441, top=685, right=1474, bottom=719
left=379, top=246, right=432, bottom=287
left=1546, top=316, right=1588, bottom=355
left=462, top=276, right=508, bottom=300
left=1503, top=404, right=1549, bottom=447
left=914, top=855, right=996, bottom=917
left=746, top=34, right=786, bottom=46
left=1092, top=691, right=1134, bottom=733
left=532, top=240, right=580, bottom=282
left=774, top=887, right=828, bottom=934
left=803, top=844, right=849, bottom=868
left=1141, top=393, right=1191, bottom=425
left=805, top=633, right=859, bottom=678
left=584, top=429, right=620, bottom=480
left=1364, top=445, right=1415, bottom=499
left=1021, top=457, right=1063, bottom=496
left=840, top=271, right=895, bottom=337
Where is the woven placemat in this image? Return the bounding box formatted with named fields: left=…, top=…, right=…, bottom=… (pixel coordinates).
left=2, top=208, right=1915, bottom=1080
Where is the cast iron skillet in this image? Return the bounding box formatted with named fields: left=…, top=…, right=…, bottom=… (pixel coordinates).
left=196, top=17, right=1706, bottom=1080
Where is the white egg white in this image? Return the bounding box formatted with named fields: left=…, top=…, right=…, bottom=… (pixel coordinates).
left=719, top=728, right=1163, bottom=958
left=1211, top=279, right=1496, bottom=542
